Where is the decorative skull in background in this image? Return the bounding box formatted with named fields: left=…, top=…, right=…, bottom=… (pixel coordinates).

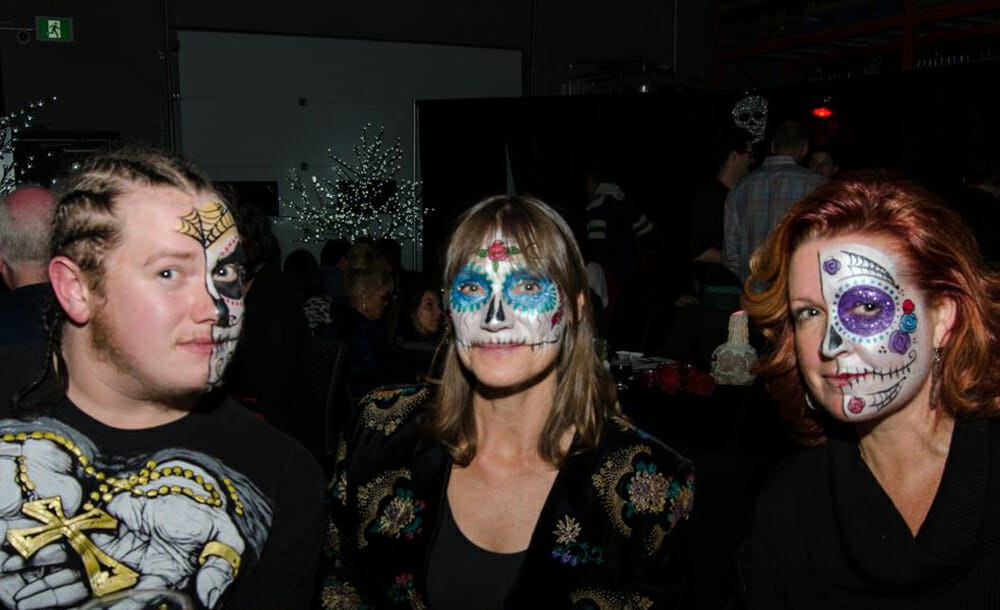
left=732, top=94, right=768, bottom=144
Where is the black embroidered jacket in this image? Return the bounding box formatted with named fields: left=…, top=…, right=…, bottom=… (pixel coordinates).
left=323, top=385, right=695, bottom=609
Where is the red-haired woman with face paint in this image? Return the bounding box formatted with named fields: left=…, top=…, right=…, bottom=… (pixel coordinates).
left=740, top=171, right=1000, bottom=608
left=322, top=195, right=695, bottom=609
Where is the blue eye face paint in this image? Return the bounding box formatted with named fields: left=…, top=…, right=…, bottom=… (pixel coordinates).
left=449, top=237, right=566, bottom=350
left=502, top=269, right=558, bottom=314
left=450, top=265, right=492, bottom=313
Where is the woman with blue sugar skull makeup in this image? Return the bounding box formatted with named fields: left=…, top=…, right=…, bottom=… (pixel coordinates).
left=740, top=172, right=1000, bottom=608
left=323, top=196, right=696, bottom=609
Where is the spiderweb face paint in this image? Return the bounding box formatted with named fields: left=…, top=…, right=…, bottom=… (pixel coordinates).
left=818, top=243, right=932, bottom=420
left=177, top=201, right=245, bottom=388
left=448, top=236, right=564, bottom=351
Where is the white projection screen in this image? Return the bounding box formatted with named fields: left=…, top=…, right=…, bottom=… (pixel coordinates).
left=175, top=30, right=522, bottom=267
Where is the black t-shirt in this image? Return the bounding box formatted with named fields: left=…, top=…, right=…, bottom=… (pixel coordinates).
left=690, top=179, right=730, bottom=258
left=0, top=347, right=326, bottom=609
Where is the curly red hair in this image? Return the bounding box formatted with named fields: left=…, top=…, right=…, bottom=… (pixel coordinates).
left=744, top=171, right=1000, bottom=444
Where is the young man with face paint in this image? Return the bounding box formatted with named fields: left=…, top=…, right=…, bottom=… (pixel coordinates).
left=0, top=150, right=324, bottom=609
left=740, top=173, right=1000, bottom=608
left=324, top=196, right=694, bottom=609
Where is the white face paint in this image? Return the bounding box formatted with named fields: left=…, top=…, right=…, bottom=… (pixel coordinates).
left=448, top=238, right=565, bottom=350
left=178, top=201, right=245, bottom=388
left=816, top=242, right=931, bottom=420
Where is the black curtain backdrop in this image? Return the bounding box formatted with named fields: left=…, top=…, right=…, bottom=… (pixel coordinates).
left=418, top=61, right=999, bottom=287
left=417, top=91, right=732, bottom=285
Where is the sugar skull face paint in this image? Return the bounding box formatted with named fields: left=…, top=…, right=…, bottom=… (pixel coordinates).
left=177, top=201, right=245, bottom=387
left=813, top=242, right=932, bottom=420
left=449, top=238, right=564, bottom=351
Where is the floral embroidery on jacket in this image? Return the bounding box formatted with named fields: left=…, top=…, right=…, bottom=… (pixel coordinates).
left=668, top=473, right=695, bottom=527
left=552, top=514, right=604, bottom=567
left=555, top=514, right=582, bottom=544
left=387, top=573, right=426, bottom=609
left=370, top=488, right=425, bottom=540
left=356, top=468, right=414, bottom=548
left=569, top=588, right=654, bottom=609
left=321, top=575, right=369, bottom=610
left=360, top=386, right=430, bottom=435
left=592, top=445, right=649, bottom=536
left=625, top=461, right=669, bottom=516
left=325, top=519, right=343, bottom=563
left=330, top=470, right=348, bottom=504
left=328, top=436, right=349, bottom=505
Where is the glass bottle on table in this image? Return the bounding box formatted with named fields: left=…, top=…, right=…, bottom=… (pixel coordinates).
left=610, top=352, right=633, bottom=391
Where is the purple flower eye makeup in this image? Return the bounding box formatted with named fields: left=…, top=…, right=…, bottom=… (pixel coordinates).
left=817, top=243, right=931, bottom=420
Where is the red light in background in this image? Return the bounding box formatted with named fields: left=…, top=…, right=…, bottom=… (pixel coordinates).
left=812, top=106, right=833, bottom=118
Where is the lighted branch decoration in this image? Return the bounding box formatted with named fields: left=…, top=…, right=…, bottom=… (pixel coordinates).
left=1, top=97, right=56, bottom=196
left=287, top=124, right=424, bottom=245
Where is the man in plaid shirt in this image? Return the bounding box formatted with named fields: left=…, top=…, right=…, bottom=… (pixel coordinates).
left=722, top=120, right=825, bottom=283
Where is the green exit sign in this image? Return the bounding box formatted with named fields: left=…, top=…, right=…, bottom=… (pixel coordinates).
left=35, top=17, right=74, bottom=42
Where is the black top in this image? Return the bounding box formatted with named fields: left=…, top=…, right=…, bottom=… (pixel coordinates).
left=0, top=282, right=51, bottom=349
left=690, top=179, right=730, bottom=258
left=331, top=304, right=386, bottom=402
left=225, top=262, right=317, bottom=450
left=689, top=180, right=741, bottom=292
left=741, top=417, right=1000, bottom=609
left=427, top=497, right=527, bottom=610
left=0, top=345, right=326, bottom=609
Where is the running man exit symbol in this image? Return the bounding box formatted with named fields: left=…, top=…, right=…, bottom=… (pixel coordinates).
left=35, top=17, right=74, bottom=42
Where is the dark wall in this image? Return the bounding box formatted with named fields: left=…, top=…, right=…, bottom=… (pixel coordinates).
left=171, top=0, right=682, bottom=97
left=2, top=1, right=695, bottom=147
left=759, top=61, right=1000, bottom=194
left=1, top=1, right=171, bottom=144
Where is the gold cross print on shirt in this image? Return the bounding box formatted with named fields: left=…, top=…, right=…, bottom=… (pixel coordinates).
left=6, top=496, right=139, bottom=596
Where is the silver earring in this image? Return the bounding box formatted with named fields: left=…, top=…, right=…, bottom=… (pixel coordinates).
left=805, top=393, right=818, bottom=411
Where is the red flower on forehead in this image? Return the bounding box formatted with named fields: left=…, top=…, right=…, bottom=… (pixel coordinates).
left=488, top=240, right=509, bottom=261
left=477, top=240, right=521, bottom=271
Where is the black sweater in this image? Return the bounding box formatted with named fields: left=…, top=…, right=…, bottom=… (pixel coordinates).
left=740, top=417, right=1000, bottom=609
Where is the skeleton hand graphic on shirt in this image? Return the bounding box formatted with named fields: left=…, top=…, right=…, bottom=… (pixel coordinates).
left=1, top=430, right=263, bottom=610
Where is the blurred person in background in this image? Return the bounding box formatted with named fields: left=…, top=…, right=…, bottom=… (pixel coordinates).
left=284, top=248, right=333, bottom=336
left=0, top=186, right=55, bottom=348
